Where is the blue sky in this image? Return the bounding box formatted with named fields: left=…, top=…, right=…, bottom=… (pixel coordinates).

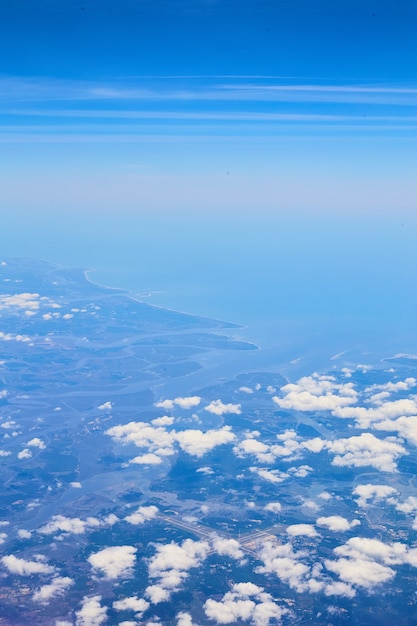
left=1, top=0, right=417, bottom=218
left=1, top=0, right=417, bottom=338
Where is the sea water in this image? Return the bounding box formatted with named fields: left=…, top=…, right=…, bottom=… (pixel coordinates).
left=2, top=208, right=417, bottom=376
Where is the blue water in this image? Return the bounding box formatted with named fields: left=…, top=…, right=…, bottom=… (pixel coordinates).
left=2, top=208, right=417, bottom=371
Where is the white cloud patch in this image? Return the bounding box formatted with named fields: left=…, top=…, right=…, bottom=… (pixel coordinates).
left=204, top=582, right=288, bottom=625
left=212, top=536, right=244, bottom=560
left=256, top=540, right=313, bottom=593
left=151, top=416, right=174, bottom=426
left=204, top=400, right=241, bottom=415
left=98, top=401, right=112, bottom=410
left=175, top=426, right=235, bottom=457
left=124, top=505, right=158, bottom=525
left=27, top=437, right=46, bottom=449
left=1, top=554, right=54, bottom=576
left=264, top=502, right=282, bottom=514
left=273, top=373, right=357, bottom=413
left=155, top=396, right=201, bottom=410
left=286, top=524, right=318, bottom=538
left=113, top=595, right=149, bottom=617
left=316, top=516, right=360, bottom=532
left=146, top=539, right=209, bottom=603
left=75, top=595, right=107, bottom=626
left=33, top=576, right=74, bottom=604
left=17, top=448, right=32, bottom=460
left=325, top=536, right=417, bottom=591
left=250, top=467, right=289, bottom=484
left=325, top=433, right=405, bottom=472
left=88, top=545, right=137, bottom=580
left=39, top=515, right=101, bottom=536
left=353, top=484, right=399, bottom=508
left=130, top=453, right=163, bottom=465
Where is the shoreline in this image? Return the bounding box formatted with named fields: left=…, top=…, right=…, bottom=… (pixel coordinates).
left=84, top=267, right=253, bottom=335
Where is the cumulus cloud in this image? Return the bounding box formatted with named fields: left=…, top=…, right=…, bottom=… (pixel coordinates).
left=212, top=536, right=244, bottom=560
left=286, top=524, right=318, bottom=538
left=88, top=545, right=137, bottom=580
left=204, top=582, right=288, bottom=625
left=264, top=502, right=282, bottom=514
left=175, top=426, right=235, bottom=457
left=256, top=540, right=312, bottom=593
left=273, top=373, right=357, bottom=413
left=1, top=554, right=54, bottom=575
left=250, top=467, right=288, bottom=484
left=353, top=484, right=399, bottom=508
left=176, top=612, right=197, bottom=626
left=325, top=536, right=417, bottom=591
left=75, top=595, right=107, bottom=626
left=316, top=516, right=360, bottom=532
left=113, top=595, right=149, bottom=617
left=152, top=416, right=174, bottom=426
left=27, top=437, right=46, bottom=449
left=17, top=448, right=32, bottom=460
left=98, top=401, right=112, bottom=410
left=39, top=515, right=101, bottom=536
left=326, top=433, right=405, bottom=472
left=204, top=400, right=241, bottom=415
left=146, top=539, right=209, bottom=603
left=130, top=453, right=163, bottom=465
left=155, top=396, right=201, bottom=410
left=33, top=576, right=73, bottom=604
left=124, top=505, right=158, bottom=525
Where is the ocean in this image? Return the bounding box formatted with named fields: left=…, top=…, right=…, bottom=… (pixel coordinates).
left=3, top=208, right=417, bottom=376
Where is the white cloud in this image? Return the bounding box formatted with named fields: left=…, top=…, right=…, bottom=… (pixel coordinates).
left=146, top=539, right=209, bottom=603
left=353, top=484, right=399, bottom=508
left=17, top=448, right=32, bottom=460
left=316, top=516, right=360, bottom=532
left=0, top=292, right=41, bottom=312
left=155, top=396, right=201, bottom=410
left=196, top=466, right=214, bottom=475
left=113, top=595, right=149, bottom=617
left=33, top=576, right=74, bottom=604
left=326, top=433, right=405, bottom=472
left=17, top=529, right=32, bottom=539
left=0, top=331, right=30, bottom=342
left=27, top=437, right=46, bottom=449
left=256, top=540, right=311, bottom=593
left=1, top=554, right=54, bottom=575
left=212, top=536, right=244, bottom=560
left=70, top=481, right=82, bottom=488
left=98, top=401, right=112, bottom=410
left=175, top=426, right=235, bottom=457
left=286, top=524, right=318, bottom=538
left=124, top=505, right=158, bottom=525
left=204, top=582, right=288, bottom=625
left=176, top=612, right=197, bottom=626
left=88, top=545, right=137, bottom=580
left=264, top=502, right=282, bottom=514
left=152, top=416, right=174, bottom=426
left=250, top=467, right=288, bottom=484
left=75, top=595, right=107, bottom=626
left=239, top=386, right=254, bottom=394
left=39, top=515, right=100, bottom=536
left=130, top=453, right=163, bottom=465
left=0, top=532, right=7, bottom=544
left=273, top=373, right=357, bottom=413
left=204, top=400, right=241, bottom=415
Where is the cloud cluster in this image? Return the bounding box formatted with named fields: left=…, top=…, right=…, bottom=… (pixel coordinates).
left=325, top=537, right=417, bottom=591
left=1, top=554, right=54, bottom=575
left=316, top=516, right=360, bottom=532
left=75, top=595, right=107, bottom=626
left=204, top=582, right=288, bottom=625
left=273, top=373, right=357, bottom=413
left=39, top=515, right=102, bottom=537
left=204, top=400, right=241, bottom=415
left=106, top=420, right=235, bottom=462
left=353, top=484, right=399, bottom=508
left=146, top=538, right=209, bottom=603
left=32, top=576, right=74, bottom=604
left=124, top=505, right=158, bottom=525
left=88, top=545, right=137, bottom=580
left=155, top=396, right=201, bottom=410
left=113, top=595, right=149, bottom=619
